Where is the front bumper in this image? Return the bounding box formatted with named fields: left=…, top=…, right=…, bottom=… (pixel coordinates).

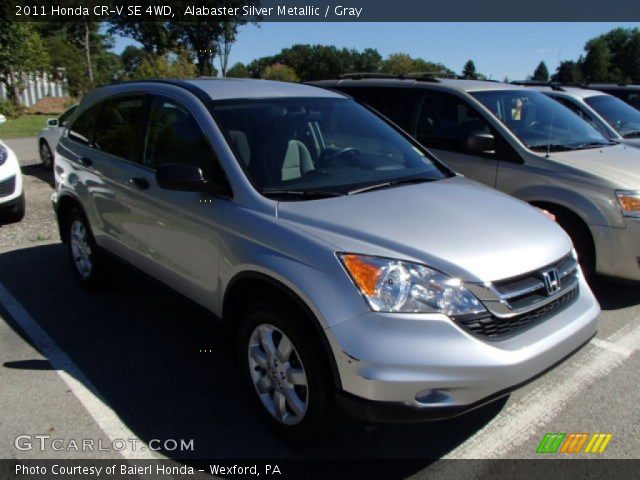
left=326, top=274, right=599, bottom=421
left=592, top=218, right=640, bottom=281
left=0, top=155, right=23, bottom=207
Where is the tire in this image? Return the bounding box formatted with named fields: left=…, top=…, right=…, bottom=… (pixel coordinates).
left=65, top=208, right=105, bottom=289
left=1, top=192, right=25, bottom=224
left=39, top=141, right=53, bottom=169
left=237, top=304, right=336, bottom=444
left=557, top=213, right=596, bottom=282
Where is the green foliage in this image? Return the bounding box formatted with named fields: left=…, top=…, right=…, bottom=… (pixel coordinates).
left=37, top=22, right=119, bottom=96
left=248, top=44, right=383, bottom=81
left=227, top=62, right=251, bottom=78
left=462, top=60, right=477, bottom=79
left=127, top=50, right=197, bottom=80
left=0, top=22, right=50, bottom=106
left=582, top=39, right=611, bottom=82
left=532, top=61, right=549, bottom=81
left=552, top=60, right=583, bottom=83
left=555, top=27, right=640, bottom=83
left=261, top=64, right=299, bottom=82
left=381, top=53, right=453, bottom=76
left=120, top=46, right=146, bottom=78
left=0, top=99, right=18, bottom=118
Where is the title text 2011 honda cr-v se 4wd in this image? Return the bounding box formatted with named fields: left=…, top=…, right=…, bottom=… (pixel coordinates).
left=52, top=79, right=599, bottom=443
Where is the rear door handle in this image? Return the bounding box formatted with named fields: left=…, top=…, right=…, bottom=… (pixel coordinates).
left=128, top=177, right=150, bottom=190
left=79, top=157, right=93, bottom=167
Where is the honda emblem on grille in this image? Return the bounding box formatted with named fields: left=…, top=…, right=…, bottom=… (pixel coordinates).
left=542, top=268, right=561, bottom=295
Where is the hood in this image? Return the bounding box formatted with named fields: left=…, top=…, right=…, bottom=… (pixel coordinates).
left=277, top=176, right=571, bottom=282
left=549, top=144, right=640, bottom=188
left=622, top=138, right=640, bottom=150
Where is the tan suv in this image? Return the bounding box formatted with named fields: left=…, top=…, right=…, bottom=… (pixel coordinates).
left=318, top=76, right=640, bottom=282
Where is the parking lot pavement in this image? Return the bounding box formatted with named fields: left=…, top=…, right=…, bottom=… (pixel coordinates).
left=0, top=138, right=59, bottom=248
left=0, top=138, right=638, bottom=472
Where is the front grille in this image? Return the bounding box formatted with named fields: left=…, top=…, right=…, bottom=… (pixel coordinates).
left=492, top=253, right=578, bottom=311
left=0, top=176, right=16, bottom=197
left=459, top=253, right=581, bottom=340
left=457, top=286, right=579, bottom=339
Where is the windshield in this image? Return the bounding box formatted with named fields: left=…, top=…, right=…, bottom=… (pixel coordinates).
left=471, top=90, right=612, bottom=152
left=211, top=97, right=449, bottom=198
left=585, top=95, right=640, bottom=138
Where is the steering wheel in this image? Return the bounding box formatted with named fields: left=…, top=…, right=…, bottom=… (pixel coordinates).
left=321, top=147, right=360, bottom=166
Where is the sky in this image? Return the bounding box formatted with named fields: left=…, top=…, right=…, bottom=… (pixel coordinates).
left=112, top=22, right=640, bottom=80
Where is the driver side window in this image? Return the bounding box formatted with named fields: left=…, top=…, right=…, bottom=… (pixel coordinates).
left=413, top=92, right=492, bottom=154
left=143, top=97, right=216, bottom=179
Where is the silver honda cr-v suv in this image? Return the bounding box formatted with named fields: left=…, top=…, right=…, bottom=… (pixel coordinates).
left=52, top=79, right=599, bottom=444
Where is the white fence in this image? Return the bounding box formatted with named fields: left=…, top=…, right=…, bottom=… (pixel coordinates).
left=0, top=72, right=68, bottom=107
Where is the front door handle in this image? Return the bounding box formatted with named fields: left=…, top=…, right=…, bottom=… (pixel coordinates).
left=79, top=157, right=93, bottom=168
left=128, top=177, right=150, bottom=190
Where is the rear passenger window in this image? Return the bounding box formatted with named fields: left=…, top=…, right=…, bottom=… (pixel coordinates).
left=414, top=92, right=493, bottom=153
left=339, top=87, right=416, bottom=131
left=143, top=98, right=218, bottom=179
left=68, top=105, right=100, bottom=145
left=94, top=96, right=145, bottom=161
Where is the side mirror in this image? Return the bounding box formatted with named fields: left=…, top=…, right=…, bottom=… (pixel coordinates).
left=156, top=163, right=209, bottom=192
left=0, top=114, right=6, bottom=125
left=47, top=118, right=59, bottom=127
left=466, top=132, right=495, bottom=153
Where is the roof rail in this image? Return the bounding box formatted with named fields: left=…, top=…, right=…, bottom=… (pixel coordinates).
left=510, top=80, right=568, bottom=91
left=407, top=71, right=458, bottom=80
left=339, top=73, right=401, bottom=80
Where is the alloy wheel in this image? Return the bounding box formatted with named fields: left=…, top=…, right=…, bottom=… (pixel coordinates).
left=248, top=324, right=309, bottom=425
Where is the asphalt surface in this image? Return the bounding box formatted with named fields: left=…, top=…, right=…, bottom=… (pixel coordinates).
left=0, top=138, right=638, bottom=477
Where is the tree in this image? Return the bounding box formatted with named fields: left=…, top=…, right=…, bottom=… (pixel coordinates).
left=120, top=46, right=146, bottom=78
left=218, top=21, right=236, bottom=77
left=532, top=61, right=549, bottom=81
left=227, top=62, right=250, bottom=78
left=582, top=39, right=611, bottom=81
left=381, top=53, right=453, bottom=76
left=108, top=19, right=176, bottom=57
left=261, top=64, right=299, bottom=82
left=462, top=60, right=477, bottom=79
left=37, top=21, right=120, bottom=95
left=128, top=49, right=197, bottom=80
left=0, top=22, right=49, bottom=107
left=552, top=60, right=583, bottom=83
left=246, top=45, right=383, bottom=81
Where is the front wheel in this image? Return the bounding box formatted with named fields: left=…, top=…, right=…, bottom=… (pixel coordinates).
left=39, top=141, right=54, bottom=169
left=238, top=304, right=336, bottom=444
left=65, top=208, right=105, bottom=289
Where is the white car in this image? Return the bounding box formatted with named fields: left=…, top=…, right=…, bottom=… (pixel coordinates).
left=0, top=116, right=25, bottom=223
left=38, top=105, right=77, bottom=169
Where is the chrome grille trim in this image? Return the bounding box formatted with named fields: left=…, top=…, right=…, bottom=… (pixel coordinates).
left=465, top=252, right=580, bottom=319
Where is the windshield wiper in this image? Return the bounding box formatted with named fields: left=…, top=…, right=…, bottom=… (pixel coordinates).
left=571, top=141, right=615, bottom=150
left=261, top=189, right=343, bottom=200
left=347, top=177, right=435, bottom=195
left=623, top=130, right=640, bottom=138
left=529, top=144, right=576, bottom=152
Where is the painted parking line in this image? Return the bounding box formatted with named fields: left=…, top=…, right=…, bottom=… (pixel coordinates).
left=444, top=319, right=640, bottom=459
left=0, top=282, right=159, bottom=460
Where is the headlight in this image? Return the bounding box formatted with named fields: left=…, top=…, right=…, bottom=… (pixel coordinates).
left=338, top=253, right=486, bottom=316
left=616, top=190, right=640, bottom=218
left=0, top=144, right=7, bottom=166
